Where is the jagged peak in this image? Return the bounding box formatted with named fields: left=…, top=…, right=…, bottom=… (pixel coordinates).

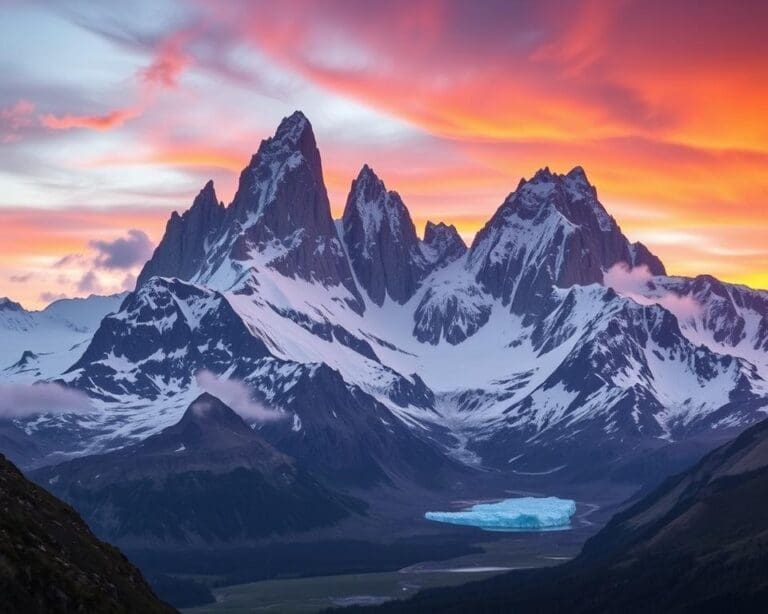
left=422, top=220, right=467, bottom=266
left=566, top=165, right=590, bottom=186
left=274, top=110, right=310, bottom=140
left=423, top=220, right=464, bottom=245
left=501, top=165, right=613, bottom=231
left=344, top=164, right=410, bottom=228
left=182, top=393, right=243, bottom=424
left=0, top=297, right=24, bottom=312
left=259, top=110, right=316, bottom=158
left=530, top=166, right=555, bottom=183
left=520, top=165, right=592, bottom=189
left=228, top=110, right=326, bottom=223
left=191, top=179, right=220, bottom=209
left=234, top=112, right=318, bottom=186
left=168, top=180, right=222, bottom=225
left=200, top=178, right=216, bottom=197
left=352, top=164, right=386, bottom=194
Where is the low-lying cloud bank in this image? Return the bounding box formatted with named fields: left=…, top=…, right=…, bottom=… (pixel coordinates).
left=0, top=382, right=93, bottom=419
left=195, top=370, right=284, bottom=423
left=603, top=262, right=702, bottom=320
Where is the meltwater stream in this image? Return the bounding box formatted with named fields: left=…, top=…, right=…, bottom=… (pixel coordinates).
left=425, top=497, right=576, bottom=531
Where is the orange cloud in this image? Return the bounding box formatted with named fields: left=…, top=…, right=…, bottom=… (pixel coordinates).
left=5, top=1, right=768, bottom=300
left=40, top=108, right=140, bottom=131
left=0, top=206, right=171, bottom=308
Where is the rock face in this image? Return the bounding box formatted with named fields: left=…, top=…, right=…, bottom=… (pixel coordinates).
left=32, top=394, right=365, bottom=546
left=421, top=221, right=466, bottom=268
left=258, top=363, right=459, bottom=487
left=137, top=180, right=225, bottom=287
left=467, top=166, right=665, bottom=313
left=202, top=111, right=363, bottom=309
left=342, top=165, right=427, bottom=305
left=0, top=453, right=172, bottom=613
left=64, top=278, right=270, bottom=401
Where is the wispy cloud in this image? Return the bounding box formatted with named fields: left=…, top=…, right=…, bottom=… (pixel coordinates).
left=40, top=108, right=140, bottom=131
left=0, top=382, right=93, bottom=419
left=195, top=370, right=285, bottom=423
left=604, top=262, right=702, bottom=321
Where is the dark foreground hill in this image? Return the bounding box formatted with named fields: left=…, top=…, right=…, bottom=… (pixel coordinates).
left=344, top=415, right=768, bottom=613
left=0, top=453, right=173, bottom=614
left=33, top=393, right=366, bottom=548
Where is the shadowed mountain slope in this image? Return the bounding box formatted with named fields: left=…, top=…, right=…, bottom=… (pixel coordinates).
left=0, top=453, right=173, bottom=613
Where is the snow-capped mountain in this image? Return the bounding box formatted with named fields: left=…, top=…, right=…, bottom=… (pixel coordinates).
left=466, top=166, right=665, bottom=315
left=5, top=111, right=768, bottom=484
left=342, top=164, right=461, bottom=305
left=0, top=293, right=126, bottom=383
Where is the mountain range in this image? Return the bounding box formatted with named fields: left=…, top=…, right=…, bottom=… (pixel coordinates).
left=2, top=110, right=767, bottom=488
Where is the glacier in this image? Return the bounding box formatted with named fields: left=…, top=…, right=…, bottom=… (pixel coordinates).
left=425, top=497, right=576, bottom=531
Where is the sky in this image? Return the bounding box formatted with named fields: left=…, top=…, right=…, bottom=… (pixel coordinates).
left=1, top=0, right=767, bottom=309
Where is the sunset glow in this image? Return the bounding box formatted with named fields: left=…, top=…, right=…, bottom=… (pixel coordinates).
left=2, top=0, right=768, bottom=307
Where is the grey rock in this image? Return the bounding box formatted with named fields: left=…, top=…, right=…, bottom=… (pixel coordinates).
left=136, top=180, right=225, bottom=287
left=342, top=165, right=427, bottom=305
left=468, top=166, right=666, bottom=314
left=422, top=221, right=466, bottom=267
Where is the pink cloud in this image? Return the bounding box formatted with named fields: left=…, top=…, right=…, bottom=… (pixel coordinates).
left=1, top=99, right=35, bottom=141
left=604, top=263, right=702, bottom=321
left=40, top=108, right=140, bottom=131
left=139, top=31, right=192, bottom=88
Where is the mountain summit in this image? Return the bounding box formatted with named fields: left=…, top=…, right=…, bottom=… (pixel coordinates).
left=137, top=180, right=225, bottom=287
left=138, top=111, right=363, bottom=310
left=467, top=166, right=665, bottom=313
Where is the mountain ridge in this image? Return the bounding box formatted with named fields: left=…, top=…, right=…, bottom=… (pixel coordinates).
left=3, top=110, right=767, bottom=491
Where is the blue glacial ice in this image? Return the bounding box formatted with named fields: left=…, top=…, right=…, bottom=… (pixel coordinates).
left=424, top=497, right=576, bottom=531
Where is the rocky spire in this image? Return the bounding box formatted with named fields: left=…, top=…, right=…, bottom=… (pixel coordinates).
left=204, top=111, right=363, bottom=309
left=136, top=180, right=225, bottom=287
left=342, top=165, right=426, bottom=305
left=422, top=221, right=467, bottom=267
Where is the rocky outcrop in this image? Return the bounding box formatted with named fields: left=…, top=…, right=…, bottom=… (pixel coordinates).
left=137, top=180, right=225, bottom=287
left=422, top=221, right=466, bottom=268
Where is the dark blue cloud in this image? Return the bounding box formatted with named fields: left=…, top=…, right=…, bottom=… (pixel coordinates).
left=89, top=229, right=154, bottom=269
